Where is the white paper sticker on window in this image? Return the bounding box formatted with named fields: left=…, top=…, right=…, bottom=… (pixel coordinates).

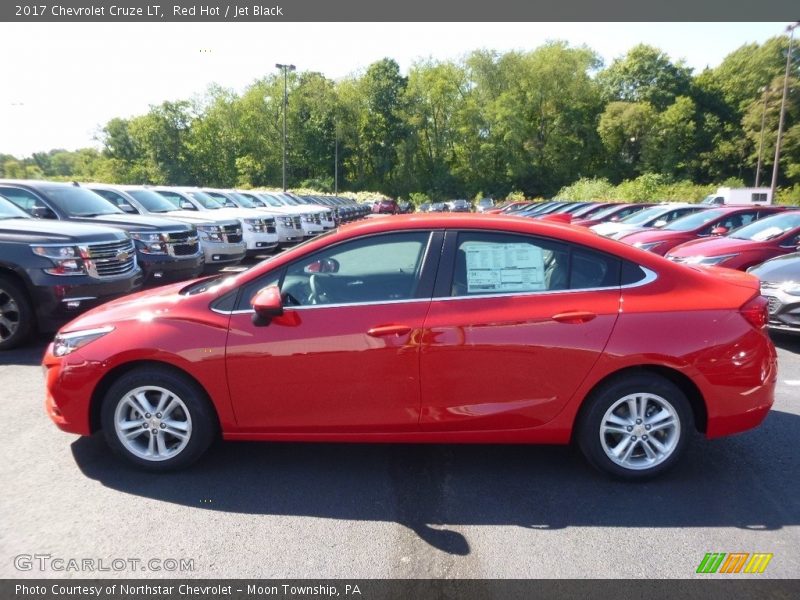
left=464, top=242, right=546, bottom=293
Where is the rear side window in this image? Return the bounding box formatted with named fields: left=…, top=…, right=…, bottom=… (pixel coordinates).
left=450, top=232, right=620, bottom=297
left=0, top=187, right=47, bottom=212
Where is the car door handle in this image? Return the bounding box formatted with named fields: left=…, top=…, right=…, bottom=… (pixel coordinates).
left=551, top=311, right=597, bottom=324
left=367, top=325, right=412, bottom=337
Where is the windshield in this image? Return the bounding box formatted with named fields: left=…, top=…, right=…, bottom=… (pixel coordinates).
left=128, top=189, right=178, bottom=213
left=588, top=204, right=627, bottom=220
left=663, top=208, right=728, bottom=231
left=260, top=194, right=287, bottom=207
left=0, top=195, right=31, bottom=219
left=277, top=194, right=300, bottom=205
left=187, top=191, right=225, bottom=210
left=231, top=193, right=263, bottom=208
left=618, top=206, right=674, bottom=226
left=729, top=212, right=800, bottom=241
left=45, top=186, right=123, bottom=217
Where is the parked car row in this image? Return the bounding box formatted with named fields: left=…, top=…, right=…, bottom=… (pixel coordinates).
left=0, top=180, right=369, bottom=350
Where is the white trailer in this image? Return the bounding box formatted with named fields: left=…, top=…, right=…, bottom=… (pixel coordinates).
left=700, top=187, right=772, bottom=205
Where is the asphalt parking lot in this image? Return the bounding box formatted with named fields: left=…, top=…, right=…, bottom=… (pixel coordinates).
left=1, top=331, right=798, bottom=579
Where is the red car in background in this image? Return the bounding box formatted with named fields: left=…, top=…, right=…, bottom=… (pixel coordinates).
left=572, top=203, right=654, bottom=227
left=43, top=214, right=776, bottom=480
left=666, top=211, right=800, bottom=270
left=372, top=198, right=400, bottom=214
left=621, top=205, right=787, bottom=256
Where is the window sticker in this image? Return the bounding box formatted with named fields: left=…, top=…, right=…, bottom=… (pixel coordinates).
left=464, top=242, right=546, bottom=293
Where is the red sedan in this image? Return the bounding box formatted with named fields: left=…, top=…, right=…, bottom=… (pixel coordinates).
left=666, top=210, right=800, bottom=270
left=43, top=214, right=776, bottom=479
left=621, top=205, right=787, bottom=256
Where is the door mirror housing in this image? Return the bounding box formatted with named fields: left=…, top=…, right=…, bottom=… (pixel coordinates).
left=304, top=258, right=340, bottom=274
left=251, top=285, right=284, bottom=326
left=653, top=219, right=667, bottom=228
left=179, top=200, right=196, bottom=210
left=711, top=226, right=728, bottom=236
left=31, top=206, right=57, bottom=219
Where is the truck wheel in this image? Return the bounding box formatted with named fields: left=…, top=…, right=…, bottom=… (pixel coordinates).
left=577, top=373, right=693, bottom=480
left=0, top=275, right=33, bottom=351
left=101, top=366, right=217, bottom=471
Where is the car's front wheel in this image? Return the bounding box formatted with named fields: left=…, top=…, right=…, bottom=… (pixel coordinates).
left=101, top=367, right=217, bottom=471
left=0, top=275, right=33, bottom=351
left=577, top=373, right=693, bottom=480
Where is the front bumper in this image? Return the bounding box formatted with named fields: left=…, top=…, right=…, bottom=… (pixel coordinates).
left=761, top=288, right=800, bottom=334
left=243, top=230, right=279, bottom=255
left=275, top=222, right=304, bottom=245
left=27, top=268, right=144, bottom=332
left=200, top=240, right=247, bottom=269
left=139, top=251, right=204, bottom=285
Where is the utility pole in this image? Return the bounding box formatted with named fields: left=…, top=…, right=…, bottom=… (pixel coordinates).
left=755, top=86, right=770, bottom=187
left=770, top=22, right=799, bottom=200
left=275, top=63, right=296, bottom=192
left=334, top=118, right=339, bottom=194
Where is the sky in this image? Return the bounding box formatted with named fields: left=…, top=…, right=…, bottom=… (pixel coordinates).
left=0, top=21, right=789, bottom=157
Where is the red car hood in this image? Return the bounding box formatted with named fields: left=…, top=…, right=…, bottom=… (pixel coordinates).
left=57, top=279, right=199, bottom=333
left=668, top=236, right=762, bottom=257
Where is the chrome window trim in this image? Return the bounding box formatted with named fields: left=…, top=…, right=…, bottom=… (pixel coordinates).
left=211, top=267, right=658, bottom=315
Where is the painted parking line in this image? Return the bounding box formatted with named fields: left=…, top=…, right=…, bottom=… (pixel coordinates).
left=783, top=380, right=800, bottom=386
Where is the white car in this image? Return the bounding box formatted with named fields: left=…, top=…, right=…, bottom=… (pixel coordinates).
left=153, top=187, right=279, bottom=256
left=203, top=189, right=304, bottom=247
left=241, top=191, right=326, bottom=238
left=591, top=203, right=706, bottom=239
left=86, top=184, right=247, bottom=268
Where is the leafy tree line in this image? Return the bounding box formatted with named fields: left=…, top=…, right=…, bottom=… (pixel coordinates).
left=2, top=38, right=799, bottom=202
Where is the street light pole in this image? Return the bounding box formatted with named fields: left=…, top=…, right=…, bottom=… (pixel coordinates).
left=770, top=22, right=799, bottom=200
left=275, top=63, right=296, bottom=192
left=334, top=118, right=339, bottom=194
left=755, top=86, right=770, bottom=187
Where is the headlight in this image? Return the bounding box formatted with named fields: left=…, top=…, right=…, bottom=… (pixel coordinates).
left=279, top=216, right=293, bottom=226
left=302, top=215, right=313, bottom=223
left=244, top=218, right=267, bottom=232
left=197, top=225, right=223, bottom=242
left=633, top=241, right=664, bottom=252
left=53, top=325, right=114, bottom=357
left=782, top=282, right=800, bottom=296
left=684, top=254, right=739, bottom=266
left=130, top=231, right=167, bottom=254
left=31, top=245, right=88, bottom=276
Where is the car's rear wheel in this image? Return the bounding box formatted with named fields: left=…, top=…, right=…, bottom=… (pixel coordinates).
left=577, top=373, right=693, bottom=480
left=0, top=275, right=33, bottom=351
left=101, top=367, right=217, bottom=471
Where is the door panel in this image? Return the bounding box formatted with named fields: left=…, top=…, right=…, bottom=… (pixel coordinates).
left=226, top=302, right=429, bottom=432
left=420, top=290, right=619, bottom=431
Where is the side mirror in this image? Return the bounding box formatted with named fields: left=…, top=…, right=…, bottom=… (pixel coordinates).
left=179, top=200, right=196, bottom=210
left=31, top=206, right=57, bottom=219
left=120, top=203, right=137, bottom=214
left=653, top=219, right=667, bottom=228
left=304, top=258, right=339, bottom=274
left=609, top=216, right=620, bottom=222
left=711, top=226, right=728, bottom=236
left=251, top=285, right=283, bottom=326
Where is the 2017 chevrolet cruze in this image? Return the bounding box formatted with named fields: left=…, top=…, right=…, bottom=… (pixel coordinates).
left=43, top=214, right=777, bottom=479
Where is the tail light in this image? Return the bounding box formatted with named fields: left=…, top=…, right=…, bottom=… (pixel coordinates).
left=740, top=295, right=769, bottom=329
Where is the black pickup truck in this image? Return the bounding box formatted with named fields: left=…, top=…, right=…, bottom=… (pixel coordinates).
left=0, top=194, right=143, bottom=350
left=0, top=180, right=204, bottom=286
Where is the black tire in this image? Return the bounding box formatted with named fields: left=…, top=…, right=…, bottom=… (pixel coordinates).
left=0, top=274, right=34, bottom=351
left=100, top=366, right=218, bottom=471
left=577, top=373, right=694, bottom=480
